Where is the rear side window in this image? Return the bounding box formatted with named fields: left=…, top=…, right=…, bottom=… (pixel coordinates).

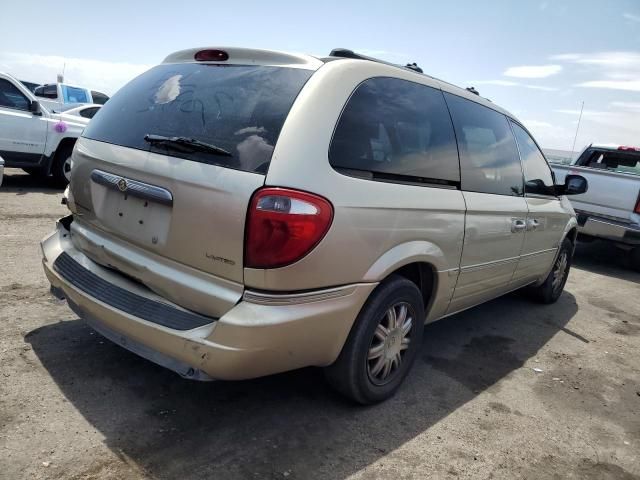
left=90, top=91, right=109, bottom=105
left=35, top=85, right=58, bottom=99
left=444, top=93, right=523, bottom=196
left=80, top=107, right=99, bottom=119
left=0, top=79, right=30, bottom=111
left=329, top=77, right=460, bottom=185
left=82, top=64, right=312, bottom=174
left=511, top=121, right=555, bottom=196
left=62, top=85, right=90, bottom=104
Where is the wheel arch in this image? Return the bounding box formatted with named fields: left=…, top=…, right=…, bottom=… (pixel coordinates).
left=362, top=241, right=454, bottom=323
left=47, top=137, right=77, bottom=173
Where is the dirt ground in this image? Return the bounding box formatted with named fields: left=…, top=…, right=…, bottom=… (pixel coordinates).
left=1, top=168, right=639, bottom=480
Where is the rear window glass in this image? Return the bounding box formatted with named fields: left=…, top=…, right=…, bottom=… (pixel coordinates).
left=329, top=77, right=460, bottom=185
left=62, top=85, right=90, bottom=104
left=578, top=149, right=640, bottom=176
left=82, top=64, right=313, bottom=174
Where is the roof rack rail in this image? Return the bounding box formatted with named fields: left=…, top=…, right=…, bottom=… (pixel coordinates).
left=329, top=48, right=423, bottom=75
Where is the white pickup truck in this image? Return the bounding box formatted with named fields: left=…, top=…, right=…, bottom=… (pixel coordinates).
left=551, top=143, right=640, bottom=271
left=33, top=83, right=109, bottom=111
left=0, top=72, right=90, bottom=185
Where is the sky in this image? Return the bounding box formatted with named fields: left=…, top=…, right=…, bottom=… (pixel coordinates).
left=1, top=0, right=639, bottom=151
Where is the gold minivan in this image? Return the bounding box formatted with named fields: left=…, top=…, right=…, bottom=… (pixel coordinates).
left=41, top=47, right=587, bottom=403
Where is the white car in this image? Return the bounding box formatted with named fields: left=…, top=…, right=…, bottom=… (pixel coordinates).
left=0, top=72, right=90, bottom=185
left=56, top=104, right=102, bottom=120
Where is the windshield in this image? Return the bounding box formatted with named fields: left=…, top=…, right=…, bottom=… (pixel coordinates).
left=82, top=63, right=313, bottom=174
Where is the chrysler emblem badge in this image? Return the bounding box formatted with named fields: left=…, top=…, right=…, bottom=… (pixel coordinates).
left=117, top=178, right=127, bottom=192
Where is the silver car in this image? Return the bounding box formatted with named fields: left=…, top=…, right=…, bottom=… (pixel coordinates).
left=41, top=47, right=587, bottom=403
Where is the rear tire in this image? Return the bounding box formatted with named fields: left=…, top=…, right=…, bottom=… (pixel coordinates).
left=51, top=145, right=74, bottom=187
left=324, top=275, right=424, bottom=404
left=525, top=238, right=573, bottom=304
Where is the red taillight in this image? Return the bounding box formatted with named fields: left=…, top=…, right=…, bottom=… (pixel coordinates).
left=194, top=49, right=229, bottom=62
left=635, top=193, right=640, bottom=214
left=245, top=188, right=334, bottom=269
left=618, top=146, right=640, bottom=152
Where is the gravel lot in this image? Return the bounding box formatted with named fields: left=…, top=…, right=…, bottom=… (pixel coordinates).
left=1, top=168, right=639, bottom=480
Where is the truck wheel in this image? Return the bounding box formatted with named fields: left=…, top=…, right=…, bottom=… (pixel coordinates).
left=525, top=238, right=573, bottom=304
left=324, top=275, right=424, bottom=404
left=631, top=248, right=640, bottom=273
left=51, top=146, right=74, bottom=186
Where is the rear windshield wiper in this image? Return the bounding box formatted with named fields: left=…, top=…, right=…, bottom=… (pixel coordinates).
left=144, top=134, right=233, bottom=157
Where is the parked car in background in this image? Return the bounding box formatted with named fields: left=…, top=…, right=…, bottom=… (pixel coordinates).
left=34, top=82, right=109, bottom=111
left=41, top=47, right=587, bottom=404
left=57, top=103, right=102, bottom=119
left=552, top=144, right=640, bottom=271
left=0, top=72, right=90, bottom=185
left=19, top=80, right=40, bottom=93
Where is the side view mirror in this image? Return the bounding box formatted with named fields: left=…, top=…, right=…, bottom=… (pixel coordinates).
left=29, top=100, right=42, bottom=116
left=558, top=174, right=588, bottom=196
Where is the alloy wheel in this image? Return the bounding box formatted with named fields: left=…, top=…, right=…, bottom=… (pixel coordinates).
left=367, top=302, right=413, bottom=385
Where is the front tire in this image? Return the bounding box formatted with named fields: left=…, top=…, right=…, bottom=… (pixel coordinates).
left=526, top=238, right=573, bottom=304
left=324, top=275, right=424, bottom=404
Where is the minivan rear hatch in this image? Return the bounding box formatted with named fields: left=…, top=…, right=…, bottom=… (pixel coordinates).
left=69, top=55, right=315, bottom=313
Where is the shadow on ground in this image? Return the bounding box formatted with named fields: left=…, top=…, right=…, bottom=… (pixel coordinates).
left=572, top=239, right=640, bottom=284
left=0, top=168, right=63, bottom=194
left=26, top=292, right=578, bottom=479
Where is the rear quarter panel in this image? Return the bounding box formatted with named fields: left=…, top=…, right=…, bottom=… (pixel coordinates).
left=245, top=60, right=466, bottom=321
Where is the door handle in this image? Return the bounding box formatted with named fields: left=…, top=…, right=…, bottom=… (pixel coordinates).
left=511, top=218, right=526, bottom=233
left=527, top=218, right=540, bottom=231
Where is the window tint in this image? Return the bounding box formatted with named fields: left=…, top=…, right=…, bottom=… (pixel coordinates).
left=83, top=64, right=312, bottom=174
left=90, top=91, right=109, bottom=105
left=0, top=79, right=30, bottom=110
left=35, top=85, right=58, bottom=99
left=80, top=107, right=99, bottom=118
left=62, top=85, right=90, bottom=104
left=511, top=122, right=555, bottom=196
left=444, top=92, right=523, bottom=196
left=329, top=77, right=460, bottom=184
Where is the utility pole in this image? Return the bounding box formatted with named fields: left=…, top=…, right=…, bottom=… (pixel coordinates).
left=570, top=101, right=584, bottom=159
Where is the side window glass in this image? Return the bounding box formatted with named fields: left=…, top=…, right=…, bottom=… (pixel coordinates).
left=0, top=79, right=30, bottom=111
left=330, top=77, right=460, bottom=184
left=444, top=92, right=523, bottom=196
left=511, top=122, right=555, bottom=196
left=80, top=107, right=99, bottom=119
left=35, top=85, right=57, bottom=99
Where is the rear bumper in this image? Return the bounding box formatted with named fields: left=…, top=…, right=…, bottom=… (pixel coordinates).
left=41, top=221, right=376, bottom=380
left=577, top=212, right=640, bottom=245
